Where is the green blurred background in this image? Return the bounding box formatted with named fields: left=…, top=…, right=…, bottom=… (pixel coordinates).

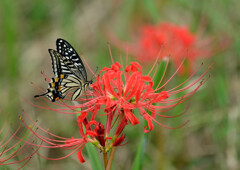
left=0, top=0, right=239, bottom=169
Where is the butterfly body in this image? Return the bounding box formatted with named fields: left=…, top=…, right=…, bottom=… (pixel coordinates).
left=35, top=39, right=92, bottom=102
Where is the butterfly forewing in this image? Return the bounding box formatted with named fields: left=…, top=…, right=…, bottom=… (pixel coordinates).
left=56, top=38, right=87, bottom=81
left=49, top=49, right=72, bottom=76
left=57, top=53, right=85, bottom=80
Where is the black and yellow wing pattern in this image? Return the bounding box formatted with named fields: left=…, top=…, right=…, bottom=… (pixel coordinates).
left=56, top=38, right=88, bottom=81
left=35, top=39, right=92, bottom=102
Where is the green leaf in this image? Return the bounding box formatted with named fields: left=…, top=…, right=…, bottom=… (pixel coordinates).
left=132, top=133, right=149, bottom=170
left=85, top=143, right=103, bottom=170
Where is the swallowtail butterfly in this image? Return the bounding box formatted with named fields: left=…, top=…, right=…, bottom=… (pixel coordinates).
left=34, top=39, right=93, bottom=102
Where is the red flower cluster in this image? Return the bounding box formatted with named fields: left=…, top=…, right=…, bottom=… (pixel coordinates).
left=89, top=62, right=170, bottom=132
left=27, top=51, right=212, bottom=165
left=107, top=22, right=211, bottom=74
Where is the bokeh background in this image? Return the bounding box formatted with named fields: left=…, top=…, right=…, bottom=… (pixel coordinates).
left=0, top=0, right=239, bottom=169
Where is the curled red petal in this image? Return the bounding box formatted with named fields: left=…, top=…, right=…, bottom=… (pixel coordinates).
left=111, top=62, right=121, bottom=71
left=124, top=109, right=139, bottom=125
left=139, top=108, right=154, bottom=133
left=77, top=149, right=85, bottom=163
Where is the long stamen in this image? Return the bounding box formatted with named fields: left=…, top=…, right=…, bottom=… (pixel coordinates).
left=80, top=54, right=97, bottom=78
left=148, top=46, right=162, bottom=76
left=108, top=43, right=114, bottom=64
left=154, top=57, right=169, bottom=91
left=155, top=58, right=185, bottom=91
left=30, top=82, right=46, bottom=93
left=41, top=71, right=51, bottom=82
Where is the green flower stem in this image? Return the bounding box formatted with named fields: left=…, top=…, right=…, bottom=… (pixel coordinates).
left=105, top=135, right=116, bottom=153
left=106, top=147, right=116, bottom=170
left=103, top=152, right=108, bottom=169
left=105, top=112, right=124, bottom=169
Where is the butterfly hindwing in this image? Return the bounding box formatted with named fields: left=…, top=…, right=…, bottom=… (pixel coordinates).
left=56, top=38, right=87, bottom=81
left=71, top=87, right=83, bottom=101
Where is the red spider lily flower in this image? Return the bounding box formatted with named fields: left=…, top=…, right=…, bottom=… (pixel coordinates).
left=0, top=114, right=40, bottom=169
left=19, top=110, right=126, bottom=163
left=107, top=22, right=211, bottom=74
left=30, top=54, right=212, bottom=133
left=84, top=59, right=212, bottom=133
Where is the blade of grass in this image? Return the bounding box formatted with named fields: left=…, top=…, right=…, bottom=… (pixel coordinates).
left=85, top=142, right=103, bottom=170
left=131, top=133, right=148, bottom=170
left=0, top=0, right=19, bottom=117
